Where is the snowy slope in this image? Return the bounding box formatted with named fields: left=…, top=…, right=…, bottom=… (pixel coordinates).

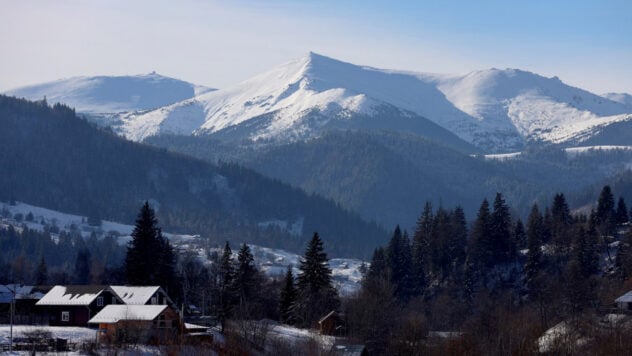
left=603, top=92, right=632, bottom=109
left=121, top=53, right=632, bottom=152
left=122, top=52, right=481, bottom=148
left=428, top=68, right=632, bottom=147
left=3, top=72, right=213, bottom=113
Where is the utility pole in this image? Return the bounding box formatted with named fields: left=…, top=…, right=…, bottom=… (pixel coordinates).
left=9, top=284, right=16, bottom=352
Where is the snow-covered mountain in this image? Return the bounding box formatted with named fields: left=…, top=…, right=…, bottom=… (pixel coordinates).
left=3, top=72, right=213, bottom=113
left=603, top=92, right=632, bottom=109
left=429, top=69, right=632, bottom=147
left=121, top=52, right=475, bottom=150
left=120, top=53, right=632, bottom=152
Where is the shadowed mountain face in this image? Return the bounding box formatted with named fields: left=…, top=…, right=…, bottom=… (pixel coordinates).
left=0, top=95, right=386, bottom=258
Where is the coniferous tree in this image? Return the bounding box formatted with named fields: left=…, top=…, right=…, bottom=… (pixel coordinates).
left=616, top=197, right=629, bottom=224
left=525, top=204, right=543, bottom=297
left=125, top=201, right=162, bottom=285
left=412, top=202, right=433, bottom=295
left=279, top=265, right=297, bottom=324
left=34, top=256, right=48, bottom=285
left=366, top=247, right=387, bottom=285
left=232, top=243, right=260, bottom=307
left=596, top=185, right=616, bottom=236
left=386, top=226, right=413, bottom=300
left=513, top=219, right=526, bottom=250
left=74, top=248, right=91, bottom=284
left=125, top=202, right=179, bottom=294
left=469, top=199, right=492, bottom=272
left=551, top=193, right=572, bottom=253
left=294, top=232, right=339, bottom=327
left=448, top=206, right=468, bottom=277
left=218, top=241, right=234, bottom=330
left=491, top=193, right=515, bottom=263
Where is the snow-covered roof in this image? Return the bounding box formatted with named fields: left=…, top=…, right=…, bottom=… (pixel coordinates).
left=615, top=290, right=632, bottom=303
left=88, top=305, right=168, bottom=324
left=110, top=286, right=161, bottom=305
left=36, top=285, right=110, bottom=306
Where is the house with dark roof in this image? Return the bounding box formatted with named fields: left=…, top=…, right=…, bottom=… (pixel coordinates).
left=36, top=285, right=122, bottom=326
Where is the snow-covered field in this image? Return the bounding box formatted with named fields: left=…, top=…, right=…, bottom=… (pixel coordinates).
left=0, top=325, right=95, bottom=344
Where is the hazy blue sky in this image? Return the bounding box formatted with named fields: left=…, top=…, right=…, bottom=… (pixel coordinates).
left=1, top=0, right=631, bottom=93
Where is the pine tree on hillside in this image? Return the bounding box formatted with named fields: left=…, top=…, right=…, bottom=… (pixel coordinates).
left=525, top=204, right=543, bottom=298
left=596, top=185, right=616, bottom=235
left=34, top=256, right=48, bottom=285
left=448, top=206, right=467, bottom=277
left=469, top=199, right=492, bottom=272
left=294, top=232, right=339, bottom=327
left=232, top=243, right=260, bottom=307
left=513, top=219, right=526, bottom=250
left=125, top=202, right=179, bottom=294
left=218, top=241, right=234, bottom=332
left=551, top=193, right=572, bottom=253
left=491, top=193, right=515, bottom=263
left=412, top=202, right=433, bottom=295
left=616, top=197, right=629, bottom=224
left=386, top=226, right=413, bottom=300
left=74, top=248, right=91, bottom=284
left=279, top=265, right=297, bottom=324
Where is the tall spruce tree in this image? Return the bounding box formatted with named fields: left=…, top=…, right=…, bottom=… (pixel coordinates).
left=491, top=193, right=515, bottom=263
left=232, top=243, right=260, bottom=308
left=74, top=248, right=91, bottom=284
left=34, top=256, right=48, bottom=285
left=616, top=197, right=629, bottom=224
left=279, top=265, right=297, bottom=324
left=412, top=202, right=433, bottom=295
left=386, top=226, right=413, bottom=300
left=218, top=241, right=234, bottom=331
left=125, top=202, right=178, bottom=294
left=294, top=232, right=339, bottom=327
left=596, top=185, right=616, bottom=236
left=513, top=219, right=526, bottom=250
left=525, top=204, right=543, bottom=298
left=449, top=206, right=468, bottom=277
left=469, top=198, right=492, bottom=271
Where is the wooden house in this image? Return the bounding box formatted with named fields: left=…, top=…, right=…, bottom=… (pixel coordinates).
left=88, top=305, right=180, bottom=344
left=35, top=285, right=122, bottom=326
left=615, top=291, right=632, bottom=312
left=318, top=310, right=346, bottom=336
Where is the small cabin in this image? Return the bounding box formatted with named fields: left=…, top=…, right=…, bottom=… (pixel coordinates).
left=89, top=305, right=180, bottom=344
left=110, top=286, right=174, bottom=306
left=615, top=290, right=632, bottom=311
left=318, top=310, right=346, bottom=336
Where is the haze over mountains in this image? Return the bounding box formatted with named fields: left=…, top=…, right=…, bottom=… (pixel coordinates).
left=4, top=52, right=632, bottom=231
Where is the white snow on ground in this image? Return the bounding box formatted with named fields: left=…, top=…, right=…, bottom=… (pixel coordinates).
left=265, top=322, right=336, bottom=350
left=564, top=145, right=632, bottom=158
left=0, top=325, right=95, bottom=344
left=482, top=152, right=522, bottom=161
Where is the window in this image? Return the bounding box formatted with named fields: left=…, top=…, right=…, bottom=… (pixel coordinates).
left=61, top=311, right=69, bottom=322
left=112, top=297, right=117, bottom=305
left=151, top=297, right=157, bottom=305
left=97, top=296, right=104, bottom=306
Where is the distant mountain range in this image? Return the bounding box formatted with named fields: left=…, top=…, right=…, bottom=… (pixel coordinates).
left=4, top=53, right=632, bottom=230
